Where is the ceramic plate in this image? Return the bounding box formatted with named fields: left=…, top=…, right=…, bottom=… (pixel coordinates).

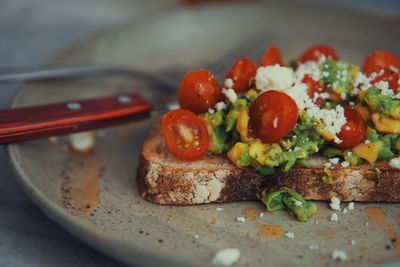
left=8, top=1, right=400, bottom=266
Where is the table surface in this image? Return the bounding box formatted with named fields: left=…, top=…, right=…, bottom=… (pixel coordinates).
left=0, top=1, right=399, bottom=267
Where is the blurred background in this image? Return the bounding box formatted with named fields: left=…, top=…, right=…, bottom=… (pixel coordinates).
left=0, top=0, right=399, bottom=266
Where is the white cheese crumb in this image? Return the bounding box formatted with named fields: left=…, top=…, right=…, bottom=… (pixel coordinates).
left=255, top=64, right=294, bottom=92
left=69, top=131, right=95, bottom=153
left=347, top=202, right=354, bottom=211
left=259, top=212, right=265, bottom=218
left=194, top=234, right=200, bottom=239
left=331, top=250, right=347, bottom=261
left=222, top=88, right=238, bottom=103
left=284, top=232, right=295, bottom=239
left=364, top=139, right=371, bottom=144
left=235, top=217, right=246, bottom=223
left=329, top=158, right=340, bottom=164
left=309, top=244, right=319, bottom=250
left=389, top=157, right=400, bottom=169
left=224, top=78, right=234, bottom=88
left=216, top=207, right=224, bottom=211
left=341, top=161, right=350, bottom=168
left=315, top=221, right=319, bottom=225
left=351, top=240, right=356, bottom=246
left=208, top=108, right=215, bottom=114
left=330, top=213, right=339, bottom=222
left=215, top=101, right=227, bottom=111
left=365, top=222, right=369, bottom=227
left=211, top=248, right=240, bottom=267
left=330, top=196, right=341, bottom=211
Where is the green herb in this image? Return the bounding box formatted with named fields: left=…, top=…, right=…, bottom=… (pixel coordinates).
left=260, top=166, right=275, bottom=175
left=322, top=175, right=332, bottom=184
left=261, top=188, right=317, bottom=222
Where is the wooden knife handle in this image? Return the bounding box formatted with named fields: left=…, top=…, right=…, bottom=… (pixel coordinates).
left=0, top=92, right=152, bottom=144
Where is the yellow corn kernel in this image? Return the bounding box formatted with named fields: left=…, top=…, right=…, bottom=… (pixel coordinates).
left=249, top=139, right=269, bottom=164
left=352, top=142, right=382, bottom=163
left=245, top=89, right=258, bottom=99
left=236, top=108, right=250, bottom=140
left=372, top=113, right=400, bottom=134
left=317, top=127, right=335, bottom=142
left=227, top=142, right=248, bottom=164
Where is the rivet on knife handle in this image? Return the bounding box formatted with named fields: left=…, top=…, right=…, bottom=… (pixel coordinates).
left=0, top=92, right=152, bottom=145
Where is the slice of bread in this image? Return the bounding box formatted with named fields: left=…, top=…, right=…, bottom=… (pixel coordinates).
left=137, top=126, right=400, bottom=205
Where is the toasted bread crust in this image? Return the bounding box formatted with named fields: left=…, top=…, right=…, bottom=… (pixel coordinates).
left=137, top=127, right=400, bottom=204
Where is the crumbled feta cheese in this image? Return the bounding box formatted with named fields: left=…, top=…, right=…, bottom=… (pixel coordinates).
left=294, top=61, right=322, bottom=82
left=224, top=78, right=234, bottom=88
left=255, top=65, right=294, bottom=91
left=69, top=131, right=95, bottom=153
left=351, top=240, right=356, bottom=246
left=364, top=139, right=371, bottom=144
left=353, top=72, right=372, bottom=91
left=284, top=232, right=294, bottom=239
left=194, top=234, right=200, bottom=239
left=331, top=250, right=347, bottom=261
left=347, top=202, right=354, bottom=211
left=235, top=217, right=246, bottom=223
left=215, top=101, right=227, bottom=111
left=341, top=161, right=350, bottom=168
left=208, top=108, right=215, bottom=114
left=315, top=221, right=319, bottom=225
left=222, top=88, right=238, bottom=103
left=330, top=213, right=338, bottom=222
left=365, top=222, right=369, bottom=227
left=390, top=157, right=400, bottom=169
left=259, top=212, right=265, bottom=218
left=330, top=196, right=341, bottom=211
left=211, top=248, right=240, bottom=266
left=309, top=244, right=319, bottom=250
left=216, top=207, right=224, bottom=211
left=329, top=158, right=340, bottom=164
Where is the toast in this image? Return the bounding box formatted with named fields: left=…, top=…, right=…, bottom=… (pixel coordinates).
left=137, top=126, right=400, bottom=205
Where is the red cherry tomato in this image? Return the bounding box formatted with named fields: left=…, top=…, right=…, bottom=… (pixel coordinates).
left=367, top=67, right=399, bottom=94
left=299, top=45, right=339, bottom=63
left=302, top=74, right=324, bottom=106
left=225, top=57, right=257, bottom=92
left=363, top=50, right=400, bottom=74
left=178, top=70, right=222, bottom=114
left=259, top=44, right=283, bottom=67
left=334, top=106, right=366, bottom=149
left=162, top=109, right=210, bottom=161
left=249, top=90, right=299, bottom=143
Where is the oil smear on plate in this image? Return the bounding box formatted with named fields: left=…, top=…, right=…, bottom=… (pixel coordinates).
left=60, top=134, right=106, bottom=217
left=365, top=207, right=400, bottom=252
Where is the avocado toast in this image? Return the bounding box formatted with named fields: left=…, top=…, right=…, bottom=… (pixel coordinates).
left=138, top=44, right=400, bottom=221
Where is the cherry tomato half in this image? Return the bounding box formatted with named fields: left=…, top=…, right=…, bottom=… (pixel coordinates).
left=178, top=70, right=222, bottom=114
left=299, top=45, right=339, bottom=63
left=363, top=50, right=400, bottom=74
left=334, top=106, right=366, bottom=149
left=162, top=109, right=210, bottom=161
left=367, top=67, right=399, bottom=94
left=302, top=74, right=324, bottom=106
left=249, top=90, right=299, bottom=143
left=259, top=44, right=283, bottom=67
left=225, top=57, right=256, bottom=92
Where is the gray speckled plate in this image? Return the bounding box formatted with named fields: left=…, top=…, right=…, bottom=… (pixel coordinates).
left=7, top=1, right=400, bottom=267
